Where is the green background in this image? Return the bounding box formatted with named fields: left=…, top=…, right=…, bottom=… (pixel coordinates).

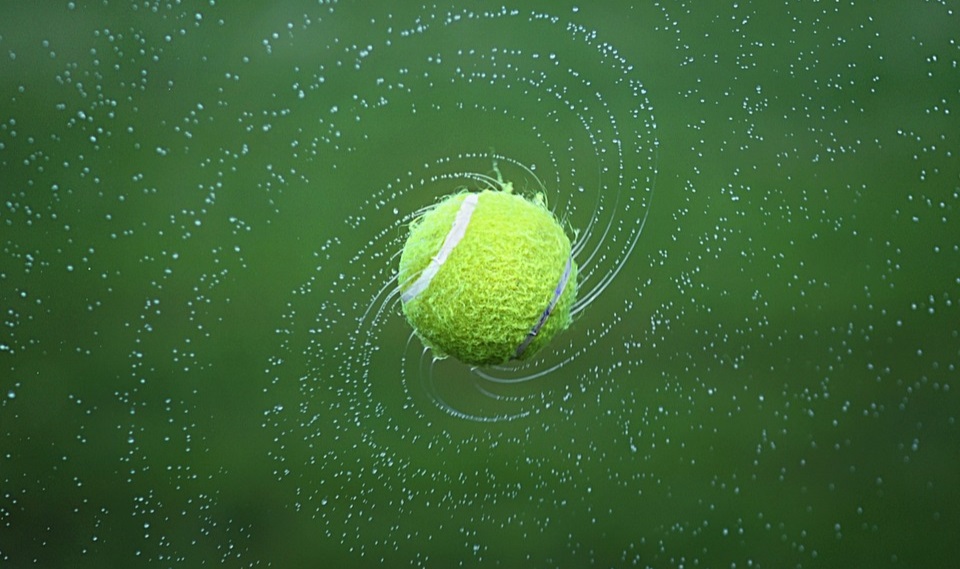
left=1, top=1, right=957, bottom=567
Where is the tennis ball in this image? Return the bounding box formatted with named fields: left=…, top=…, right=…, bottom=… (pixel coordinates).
left=398, top=188, right=577, bottom=366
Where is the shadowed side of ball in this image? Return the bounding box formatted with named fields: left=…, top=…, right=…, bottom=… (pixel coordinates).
left=398, top=189, right=577, bottom=366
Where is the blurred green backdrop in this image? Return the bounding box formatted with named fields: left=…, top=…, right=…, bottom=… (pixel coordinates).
left=1, top=1, right=957, bottom=567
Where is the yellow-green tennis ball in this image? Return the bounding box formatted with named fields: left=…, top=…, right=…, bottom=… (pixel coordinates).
left=398, top=189, right=577, bottom=366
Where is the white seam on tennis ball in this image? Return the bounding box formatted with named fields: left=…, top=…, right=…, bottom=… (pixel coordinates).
left=515, top=253, right=573, bottom=359
left=401, top=193, right=479, bottom=304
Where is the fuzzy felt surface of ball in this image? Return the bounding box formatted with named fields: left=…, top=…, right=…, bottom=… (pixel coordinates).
left=398, top=189, right=577, bottom=366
